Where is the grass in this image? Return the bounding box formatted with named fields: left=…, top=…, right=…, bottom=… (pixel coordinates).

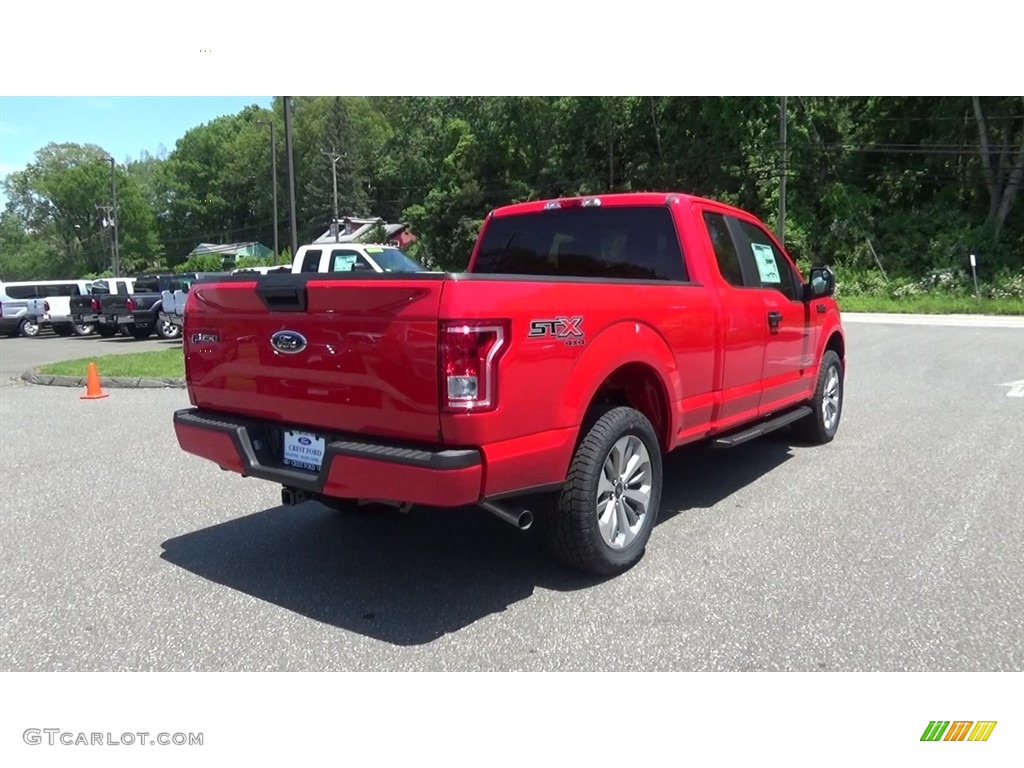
left=37, top=348, right=185, bottom=379
left=839, top=295, right=1024, bottom=315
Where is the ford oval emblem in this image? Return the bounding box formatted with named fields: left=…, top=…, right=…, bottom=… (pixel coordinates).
left=271, top=330, right=307, bottom=354
left=298, top=436, right=311, bottom=446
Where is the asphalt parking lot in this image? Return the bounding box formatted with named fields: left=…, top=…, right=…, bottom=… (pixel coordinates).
left=1, top=318, right=1022, bottom=671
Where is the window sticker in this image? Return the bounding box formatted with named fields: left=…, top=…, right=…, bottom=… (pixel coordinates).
left=333, top=254, right=357, bottom=272
left=366, top=246, right=383, bottom=253
left=751, top=243, right=781, bottom=284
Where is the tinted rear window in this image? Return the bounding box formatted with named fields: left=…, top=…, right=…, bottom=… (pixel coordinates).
left=133, top=277, right=160, bottom=293
left=299, top=249, right=322, bottom=273
left=473, top=206, right=688, bottom=281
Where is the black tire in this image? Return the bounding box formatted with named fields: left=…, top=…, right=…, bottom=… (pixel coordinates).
left=792, top=350, right=844, bottom=444
left=156, top=319, right=182, bottom=340
left=19, top=317, right=40, bottom=337
left=72, top=323, right=96, bottom=337
left=96, top=324, right=118, bottom=337
left=129, top=324, right=154, bottom=339
left=52, top=323, right=74, bottom=336
left=541, top=406, right=663, bottom=576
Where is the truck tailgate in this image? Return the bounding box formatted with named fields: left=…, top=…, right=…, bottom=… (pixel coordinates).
left=184, top=274, right=446, bottom=443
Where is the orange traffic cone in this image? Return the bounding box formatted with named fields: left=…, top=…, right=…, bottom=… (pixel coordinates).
left=81, top=361, right=109, bottom=400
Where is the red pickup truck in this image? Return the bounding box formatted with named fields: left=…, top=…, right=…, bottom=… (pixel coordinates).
left=174, top=192, right=845, bottom=575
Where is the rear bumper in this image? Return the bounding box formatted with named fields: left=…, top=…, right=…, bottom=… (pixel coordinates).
left=173, top=408, right=483, bottom=507
left=0, top=316, right=22, bottom=333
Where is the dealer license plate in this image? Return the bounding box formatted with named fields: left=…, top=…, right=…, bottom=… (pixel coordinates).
left=282, top=430, right=325, bottom=472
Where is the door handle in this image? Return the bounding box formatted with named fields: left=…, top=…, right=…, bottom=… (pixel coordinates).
left=767, top=310, right=782, bottom=334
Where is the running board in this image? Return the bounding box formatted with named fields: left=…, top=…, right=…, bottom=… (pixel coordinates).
left=711, top=406, right=812, bottom=449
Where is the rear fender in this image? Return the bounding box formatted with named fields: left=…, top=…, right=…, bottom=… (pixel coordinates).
left=559, top=321, right=679, bottom=449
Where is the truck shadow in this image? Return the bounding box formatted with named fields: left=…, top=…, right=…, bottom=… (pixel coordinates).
left=160, top=435, right=796, bottom=646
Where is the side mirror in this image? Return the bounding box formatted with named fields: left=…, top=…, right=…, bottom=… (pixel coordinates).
left=804, top=266, right=835, bottom=300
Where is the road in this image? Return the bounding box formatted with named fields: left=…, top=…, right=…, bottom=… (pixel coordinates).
left=1, top=320, right=1022, bottom=671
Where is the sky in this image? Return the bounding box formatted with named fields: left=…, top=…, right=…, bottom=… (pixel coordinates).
left=0, top=96, right=272, bottom=208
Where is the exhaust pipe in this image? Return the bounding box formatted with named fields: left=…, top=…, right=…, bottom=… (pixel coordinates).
left=480, top=501, right=533, bottom=531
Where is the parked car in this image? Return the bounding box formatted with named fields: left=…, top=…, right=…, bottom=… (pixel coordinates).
left=69, top=277, right=136, bottom=337
left=0, top=279, right=94, bottom=337
left=173, top=192, right=845, bottom=576
left=101, top=273, right=219, bottom=340
left=291, top=243, right=427, bottom=274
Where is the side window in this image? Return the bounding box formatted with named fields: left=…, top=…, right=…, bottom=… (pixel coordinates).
left=299, top=249, right=322, bottom=273
left=47, top=283, right=80, bottom=297
left=329, top=250, right=374, bottom=273
left=6, top=285, right=38, bottom=299
left=735, top=220, right=799, bottom=300
left=702, top=212, right=744, bottom=286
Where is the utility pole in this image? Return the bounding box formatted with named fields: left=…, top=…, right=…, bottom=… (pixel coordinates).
left=778, top=96, right=787, bottom=246
left=256, top=120, right=280, bottom=263
left=102, top=156, right=121, bottom=276
left=282, top=97, right=299, bottom=256
left=96, top=204, right=116, bottom=275
left=322, top=148, right=344, bottom=242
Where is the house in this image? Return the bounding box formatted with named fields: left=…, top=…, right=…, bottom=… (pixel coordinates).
left=312, top=217, right=416, bottom=249
left=188, top=242, right=275, bottom=260
left=187, top=242, right=275, bottom=268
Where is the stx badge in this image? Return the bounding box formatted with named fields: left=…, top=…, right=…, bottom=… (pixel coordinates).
left=528, top=316, right=585, bottom=346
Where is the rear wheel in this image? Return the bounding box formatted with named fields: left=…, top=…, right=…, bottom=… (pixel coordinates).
left=19, top=317, right=40, bottom=337
left=793, top=350, right=844, bottom=444
left=156, top=319, right=181, bottom=340
left=541, top=406, right=662, bottom=576
left=72, top=323, right=95, bottom=336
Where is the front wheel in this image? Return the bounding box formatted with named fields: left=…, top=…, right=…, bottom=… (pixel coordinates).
left=72, top=323, right=95, bottom=336
left=793, top=350, right=844, bottom=444
left=541, top=406, right=662, bottom=576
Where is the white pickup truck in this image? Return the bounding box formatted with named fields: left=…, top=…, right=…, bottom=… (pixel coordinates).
left=291, top=243, right=426, bottom=274
left=1, top=278, right=98, bottom=337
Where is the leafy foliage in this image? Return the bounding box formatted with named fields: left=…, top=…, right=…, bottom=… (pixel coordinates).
left=2, top=97, right=1022, bottom=285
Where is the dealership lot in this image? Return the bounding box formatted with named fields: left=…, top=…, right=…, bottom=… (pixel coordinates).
left=1, top=320, right=1021, bottom=671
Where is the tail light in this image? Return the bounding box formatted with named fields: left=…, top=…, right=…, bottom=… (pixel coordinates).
left=440, top=321, right=508, bottom=412
left=126, top=297, right=136, bottom=312
left=91, top=297, right=101, bottom=312
left=44, top=300, right=51, bottom=312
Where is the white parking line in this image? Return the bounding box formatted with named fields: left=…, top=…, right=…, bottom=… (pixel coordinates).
left=1000, top=380, right=1024, bottom=397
